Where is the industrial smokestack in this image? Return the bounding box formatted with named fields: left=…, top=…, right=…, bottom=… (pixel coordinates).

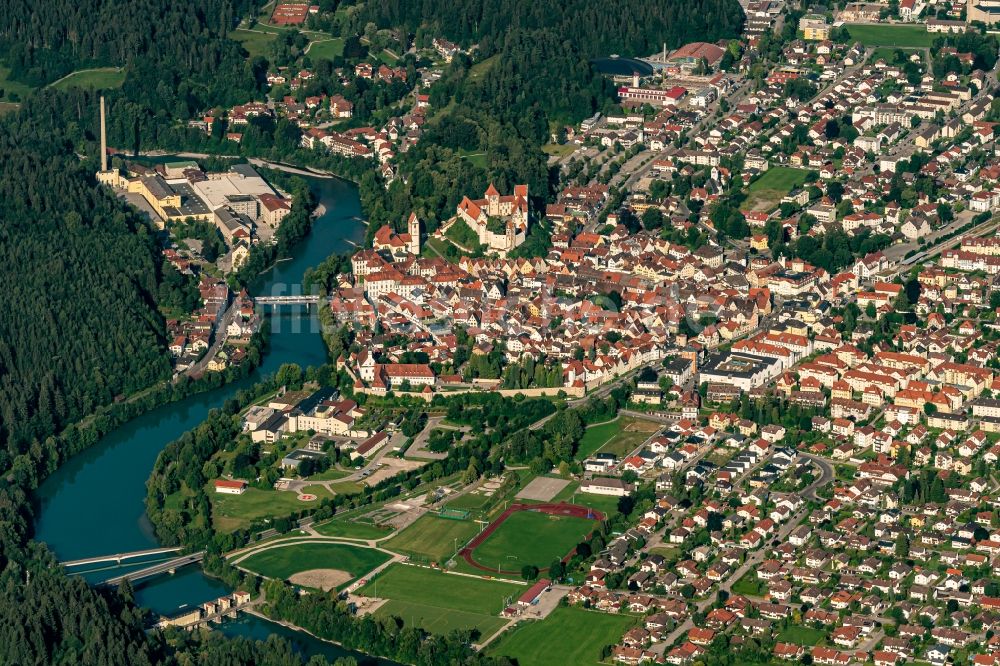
left=100, top=96, right=108, bottom=172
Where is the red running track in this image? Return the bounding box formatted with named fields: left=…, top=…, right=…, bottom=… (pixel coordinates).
left=458, top=502, right=605, bottom=574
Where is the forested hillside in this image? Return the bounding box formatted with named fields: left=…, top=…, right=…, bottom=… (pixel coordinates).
left=360, top=0, right=745, bottom=130
left=0, top=2, right=256, bottom=660
left=0, top=105, right=171, bottom=462
left=0, top=0, right=257, bottom=86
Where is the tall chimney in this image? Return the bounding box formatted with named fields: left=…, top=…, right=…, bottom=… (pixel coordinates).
left=633, top=73, right=640, bottom=88
left=100, top=96, right=108, bottom=172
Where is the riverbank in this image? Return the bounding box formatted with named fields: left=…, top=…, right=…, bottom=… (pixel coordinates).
left=35, top=166, right=364, bottom=614
left=243, top=608, right=378, bottom=659
left=220, top=610, right=401, bottom=666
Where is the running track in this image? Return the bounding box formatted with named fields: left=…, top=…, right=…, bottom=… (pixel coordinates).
left=458, top=502, right=605, bottom=574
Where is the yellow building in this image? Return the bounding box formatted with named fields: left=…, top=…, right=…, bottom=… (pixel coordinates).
left=799, top=15, right=831, bottom=40
left=127, top=174, right=213, bottom=227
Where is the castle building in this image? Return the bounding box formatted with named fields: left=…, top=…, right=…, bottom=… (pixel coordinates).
left=456, top=183, right=530, bottom=254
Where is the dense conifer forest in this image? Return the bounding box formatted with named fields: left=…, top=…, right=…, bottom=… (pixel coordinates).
left=0, top=106, right=171, bottom=462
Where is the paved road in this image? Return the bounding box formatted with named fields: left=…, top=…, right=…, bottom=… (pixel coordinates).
left=656, top=453, right=836, bottom=650
left=178, top=298, right=239, bottom=380
left=799, top=453, right=835, bottom=501
left=407, top=416, right=469, bottom=460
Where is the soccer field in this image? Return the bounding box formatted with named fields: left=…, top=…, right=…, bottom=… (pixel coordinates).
left=489, top=606, right=638, bottom=666
left=357, top=564, right=520, bottom=635
left=472, top=510, right=595, bottom=570
left=383, top=514, right=481, bottom=563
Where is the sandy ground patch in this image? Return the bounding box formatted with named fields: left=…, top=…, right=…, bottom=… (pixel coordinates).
left=364, top=458, right=426, bottom=486
left=516, top=476, right=571, bottom=501
left=624, top=418, right=661, bottom=433
left=288, top=568, right=352, bottom=591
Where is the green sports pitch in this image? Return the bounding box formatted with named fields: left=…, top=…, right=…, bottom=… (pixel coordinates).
left=357, top=563, right=520, bottom=636
left=489, top=606, right=638, bottom=666
left=238, top=542, right=389, bottom=586
left=472, top=510, right=595, bottom=571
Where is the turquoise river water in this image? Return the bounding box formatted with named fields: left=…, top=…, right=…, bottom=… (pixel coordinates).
left=33, top=172, right=393, bottom=663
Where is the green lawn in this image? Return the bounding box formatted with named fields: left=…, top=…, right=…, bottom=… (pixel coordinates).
left=383, top=514, right=481, bottom=563
left=776, top=624, right=827, bottom=646
left=308, top=467, right=352, bottom=481
left=731, top=572, right=766, bottom=597
left=543, top=143, right=576, bottom=158
left=377, top=49, right=399, bottom=65
left=473, top=510, right=596, bottom=570
left=51, top=68, right=125, bottom=91
left=468, top=55, right=498, bottom=82
left=445, top=218, right=481, bottom=249
left=239, top=542, right=389, bottom=586
left=307, top=38, right=345, bottom=60
left=575, top=415, right=659, bottom=459
left=0, top=66, right=35, bottom=102
left=211, top=486, right=312, bottom=532
left=575, top=420, right=620, bottom=459
left=358, top=564, right=520, bottom=636
left=869, top=46, right=921, bottom=64
left=314, top=519, right=394, bottom=540
left=490, top=606, right=637, bottom=666
left=745, top=166, right=811, bottom=212
left=551, top=481, right=622, bottom=517
left=446, top=491, right=493, bottom=512
left=844, top=23, right=935, bottom=48
left=328, top=479, right=364, bottom=495
left=232, top=29, right=278, bottom=58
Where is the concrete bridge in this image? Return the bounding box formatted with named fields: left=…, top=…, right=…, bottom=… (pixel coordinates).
left=61, top=546, right=183, bottom=568
left=100, top=551, right=206, bottom=587
left=255, top=295, right=321, bottom=305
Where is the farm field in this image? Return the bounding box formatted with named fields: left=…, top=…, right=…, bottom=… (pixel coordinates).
left=745, top=167, right=811, bottom=211
left=844, top=23, right=935, bottom=48
left=358, top=564, right=519, bottom=636
left=51, top=68, right=125, bottom=91
left=575, top=415, right=659, bottom=459
left=472, top=510, right=595, bottom=570
left=238, top=541, right=389, bottom=590
left=489, top=606, right=638, bottom=666
left=383, top=514, right=481, bottom=563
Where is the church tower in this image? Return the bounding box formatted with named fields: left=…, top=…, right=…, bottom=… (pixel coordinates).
left=407, top=212, right=421, bottom=255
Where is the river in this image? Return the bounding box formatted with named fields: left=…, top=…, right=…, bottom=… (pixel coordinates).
left=33, top=170, right=379, bottom=662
